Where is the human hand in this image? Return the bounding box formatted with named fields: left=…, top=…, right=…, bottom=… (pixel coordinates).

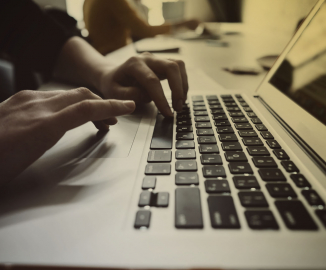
left=98, top=52, right=188, bottom=117
left=0, top=88, right=135, bottom=183
left=175, top=19, right=201, bottom=31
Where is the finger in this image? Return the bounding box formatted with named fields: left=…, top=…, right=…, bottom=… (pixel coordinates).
left=126, top=60, right=173, bottom=117
left=139, top=55, right=185, bottom=112
left=46, top=87, right=101, bottom=112
left=93, top=121, right=109, bottom=131
left=168, top=58, right=189, bottom=101
left=103, top=117, right=118, bottom=125
left=54, top=100, right=136, bottom=131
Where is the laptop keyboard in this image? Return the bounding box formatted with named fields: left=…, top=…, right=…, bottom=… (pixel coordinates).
left=134, top=94, right=326, bottom=230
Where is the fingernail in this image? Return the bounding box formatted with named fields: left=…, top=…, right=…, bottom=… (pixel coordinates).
left=123, top=100, right=135, bottom=110
left=176, top=99, right=183, bottom=112
left=166, top=106, right=174, bottom=117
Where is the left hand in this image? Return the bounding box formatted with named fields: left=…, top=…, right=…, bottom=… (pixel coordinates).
left=98, top=52, right=188, bottom=117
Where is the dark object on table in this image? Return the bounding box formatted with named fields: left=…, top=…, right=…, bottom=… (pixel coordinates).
left=257, top=55, right=278, bottom=70
left=223, top=66, right=261, bottom=75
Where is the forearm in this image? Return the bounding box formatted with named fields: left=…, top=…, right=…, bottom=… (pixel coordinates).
left=53, top=36, right=113, bottom=91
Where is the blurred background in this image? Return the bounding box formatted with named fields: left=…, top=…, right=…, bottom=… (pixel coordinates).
left=33, top=0, right=317, bottom=40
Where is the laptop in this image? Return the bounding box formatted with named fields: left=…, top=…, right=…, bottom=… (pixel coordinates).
left=0, top=1, right=326, bottom=269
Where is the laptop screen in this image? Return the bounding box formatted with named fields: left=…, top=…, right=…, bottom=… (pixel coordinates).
left=269, top=2, right=326, bottom=125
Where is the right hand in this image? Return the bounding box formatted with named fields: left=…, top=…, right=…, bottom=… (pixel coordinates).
left=175, top=19, right=201, bottom=31
left=0, top=88, right=135, bottom=184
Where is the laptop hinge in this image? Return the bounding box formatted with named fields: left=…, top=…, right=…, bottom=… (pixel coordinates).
left=256, top=96, right=326, bottom=175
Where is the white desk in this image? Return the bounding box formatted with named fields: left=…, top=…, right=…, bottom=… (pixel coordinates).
left=104, top=23, right=293, bottom=94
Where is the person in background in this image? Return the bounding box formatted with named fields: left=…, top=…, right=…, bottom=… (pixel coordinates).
left=0, top=0, right=188, bottom=184
left=83, top=0, right=200, bottom=55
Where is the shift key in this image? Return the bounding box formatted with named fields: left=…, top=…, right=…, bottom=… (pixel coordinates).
left=175, top=188, right=203, bottom=228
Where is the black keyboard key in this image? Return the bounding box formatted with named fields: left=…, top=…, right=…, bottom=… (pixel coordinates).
left=302, top=190, right=325, bottom=206
left=206, top=95, right=218, bottom=100
left=247, top=146, right=270, bottom=156
left=176, top=160, right=197, bottom=172
left=177, top=114, right=191, bottom=120
left=214, top=120, right=231, bottom=126
left=259, top=169, right=286, bottom=181
left=207, top=196, right=240, bottom=229
left=316, top=210, right=326, bottom=228
left=239, top=102, right=249, bottom=107
left=147, top=150, right=172, bottom=163
left=216, top=127, right=234, bottom=134
left=251, top=118, right=262, bottom=124
left=193, top=106, right=207, bottom=111
left=142, top=176, right=156, bottom=190
left=225, top=151, right=247, bottom=162
left=229, top=112, right=244, bottom=117
left=242, top=138, right=263, bottom=146
left=281, top=160, right=299, bottom=172
left=211, top=109, right=225, bottom=115
left=145, top=163, right=171, bottom=175
left=176, top=140, right=195, bottom=149
left=213, top=115, right=228, bottom=120
left=176, top=132, right=194, bottom=140
left=201, top=154, right=222, bottom=165
left=252, top=157, right=277, bottom=168
left=134, top=210, right=151, bottom=228
left=238, top=191, right=269, bottom=207
left=194, top=116, right=210, bottom=122
left=177, top=119, right=192, bottom=126
left=273, top=149, right=289, bottom=160
left=209, top=105, right=223, bottom=109
left=219, top=134, right=238, bottom=142
left=205, top=180, right=230, bottom=193
left=234, top=123, right=252, bottom=130
left=175, top=172, right=199, bottom=185
left=266, top=183, right=297, bottom=198
left=156, top=192, right=169, bottom=207
left=222, top=142, right=242, bottom=151
left=193, top=101, right=205, bottom=106
left=290, top=174, right=311, bottom=188
left=260, top=131, right=274, bottom=139
left=138, top=191, right=152, bottom=206
left=247, top=112, right=257, bottom=118
left=150, top=114, right=173, bottom=149
left=198, top=136, right=217, bottom=144
left=255, top=124, right=268, bottom=131
left=224, top=102, right=238, bottom=107
left=203, top=165, right=226, bottom=177
left=245, top=211, right=279, bottom=230
left=231, top=117, right=248, bottom=123
left=208, top=100, right=221, bottom=105
left=194, top=111, right=208, bottom=116
left=192, top=95, right=204, bottom=102
left=221, top=94, right=232, bottom=99
left=226, top=107, right=241, bottom=112
left=197, top=129, right=214, bottom=136
left=175, top=188, right=203, bottom=228
left=275, top=200, right=318, bottom=230
left=199, top=144, right=219, bottom=154
left=233, top=176, right=260, bottom=189
left=266, top=139, right=281, bottom=149
left=176, top=149, right=196, bottom=159
left=196, top=122, right=212, bottom=129
left=176, top=126, right=193, bottom=132
left=229, top=162, right=253, bottom=174
left=238, top=130, right=258, bottom=137
left=243, top=107, right=252, bottom=112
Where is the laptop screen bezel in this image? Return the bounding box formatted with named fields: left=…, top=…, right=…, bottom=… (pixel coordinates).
left=255, top=0, right=326, bottom=162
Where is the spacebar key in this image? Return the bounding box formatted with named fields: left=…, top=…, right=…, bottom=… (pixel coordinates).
left=175, top=188, right=203, bottom=228
left=150, top=114, right=174, bottom=149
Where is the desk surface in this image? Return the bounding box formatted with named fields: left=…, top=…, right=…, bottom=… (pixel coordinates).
left=104, top=23, right=293, bottom=94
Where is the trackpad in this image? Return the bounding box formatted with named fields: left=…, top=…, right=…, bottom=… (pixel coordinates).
left=47, top=114, right=142, bottom=159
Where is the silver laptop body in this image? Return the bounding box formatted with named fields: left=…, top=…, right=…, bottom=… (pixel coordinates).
left=0, top=1, right=326, bottom=269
